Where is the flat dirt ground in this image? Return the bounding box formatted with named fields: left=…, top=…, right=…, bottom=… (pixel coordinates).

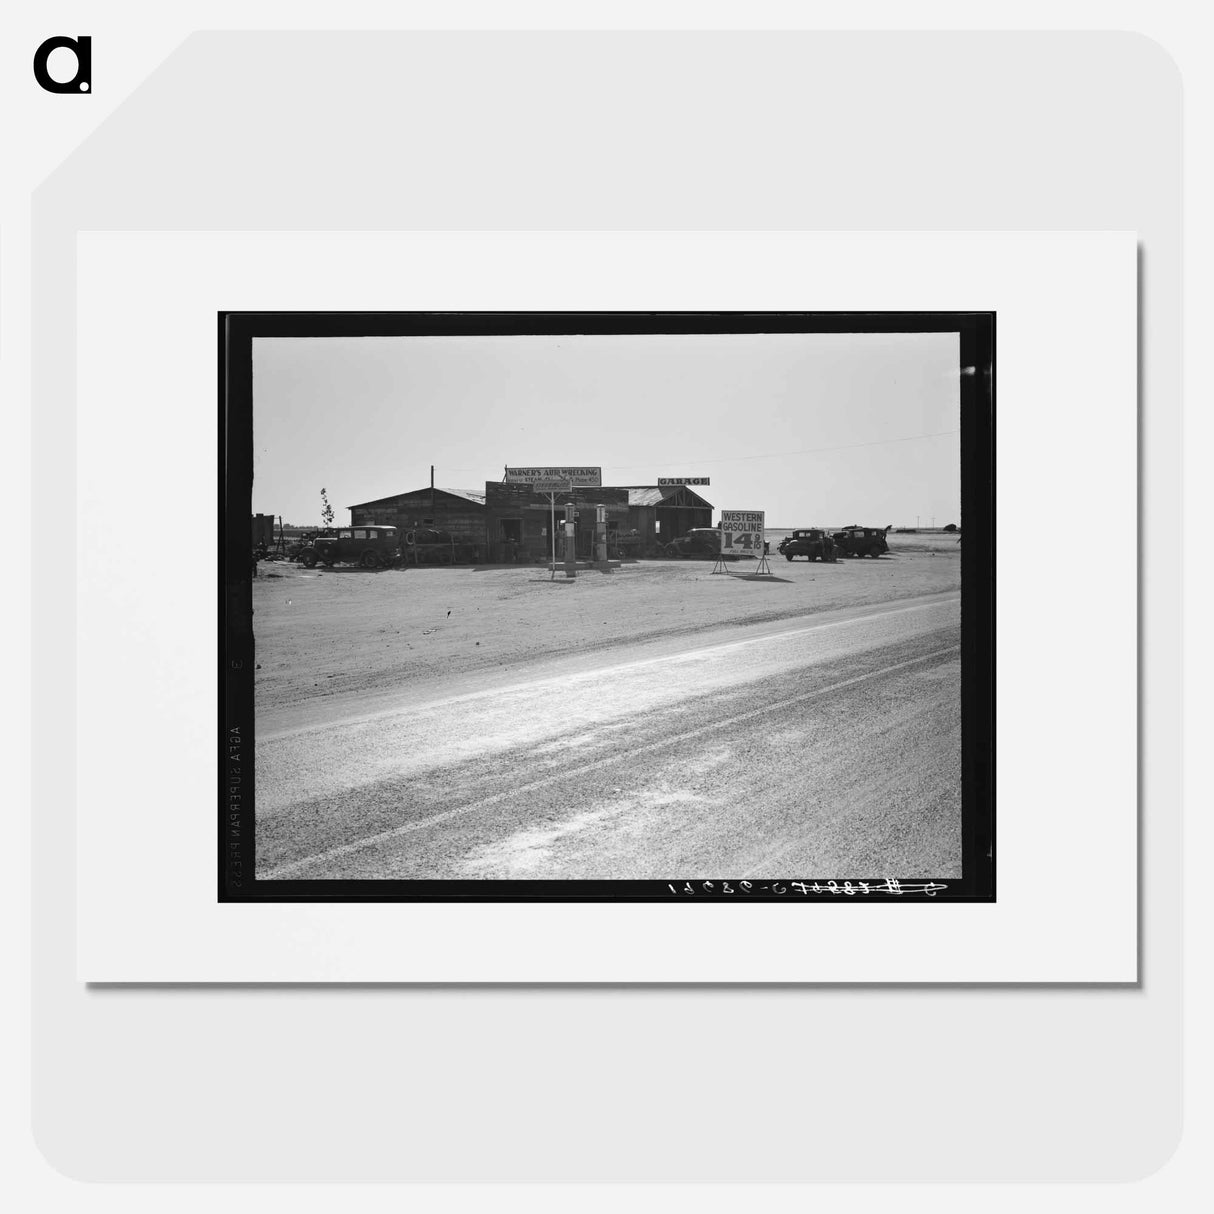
left=253, top=533, right=961, bottom=713
left=252, top=532, right=962, bottom=880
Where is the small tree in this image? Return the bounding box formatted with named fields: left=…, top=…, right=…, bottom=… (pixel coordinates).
left=320, top=487, right=335, bottom=530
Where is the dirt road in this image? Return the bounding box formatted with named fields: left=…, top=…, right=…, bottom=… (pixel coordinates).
left=256, top=590, right=960, bottom=880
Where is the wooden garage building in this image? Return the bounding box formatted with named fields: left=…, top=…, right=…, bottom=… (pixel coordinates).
left=619, top=484, right=714, bottom=546
left=347, top=487, right=486, bottom=558
left=347, top=479, right=714, bottom=564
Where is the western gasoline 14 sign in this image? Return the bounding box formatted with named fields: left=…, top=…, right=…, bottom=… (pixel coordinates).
left=719, top=510, right=765, bottom=554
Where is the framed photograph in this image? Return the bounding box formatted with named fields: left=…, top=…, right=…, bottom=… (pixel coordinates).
left=76, top=229, right=1134, bottom=981
left=221, top=311, right=994, bottom=903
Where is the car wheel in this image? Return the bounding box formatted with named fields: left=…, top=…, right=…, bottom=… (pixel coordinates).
left=301, top=551, right=317, bottom=568
left=784, top=553, right=793, bottom=561
left=361, top=551, right=379, bottom=568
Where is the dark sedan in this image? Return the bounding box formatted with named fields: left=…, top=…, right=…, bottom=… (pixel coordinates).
left=663, top=528, right=724, bottom=558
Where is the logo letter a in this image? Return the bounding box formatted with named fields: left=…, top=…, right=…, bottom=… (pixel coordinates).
left=33, top=35, right=91, bottom=93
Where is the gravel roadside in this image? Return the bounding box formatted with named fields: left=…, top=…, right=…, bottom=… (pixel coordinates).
left=252, top=548, right=961, bottom=712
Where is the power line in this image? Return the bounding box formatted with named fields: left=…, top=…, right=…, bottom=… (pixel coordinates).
left=412, top=428, right=959, bottom=477
left=602, top=428, right=961, bottom=472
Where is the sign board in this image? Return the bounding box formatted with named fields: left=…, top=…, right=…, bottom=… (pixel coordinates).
left=529, top=478, right=573, bottom=493
left=504, top=466, right=601, bottom=487
left=657, top=476, right=710, bottom=486
left=719, top=509, right=765, bottom=555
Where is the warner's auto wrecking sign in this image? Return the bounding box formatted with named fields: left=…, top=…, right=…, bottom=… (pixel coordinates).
left=503, top=466, right=602, bottom=487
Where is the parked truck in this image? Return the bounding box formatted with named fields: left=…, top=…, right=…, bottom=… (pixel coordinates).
left=831, top=525, right=892, bottom=558
left=777, top=528, right=837, bottom=562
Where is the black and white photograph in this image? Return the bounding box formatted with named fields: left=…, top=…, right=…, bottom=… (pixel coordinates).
left=222, top=312, right=994, bottom=901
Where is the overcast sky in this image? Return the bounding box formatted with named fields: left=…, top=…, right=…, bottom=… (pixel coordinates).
left=252, top=330, right=961, bottom=528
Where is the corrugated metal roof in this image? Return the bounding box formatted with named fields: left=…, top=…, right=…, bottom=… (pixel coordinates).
left=626, top=487, right=667, bottom=506
left=619, top=484, right=714, bottom=508
left=438, top=487, right=486, bottom=505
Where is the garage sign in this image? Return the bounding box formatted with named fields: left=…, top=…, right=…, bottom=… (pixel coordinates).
left=657, top=476, right=710, bottom=486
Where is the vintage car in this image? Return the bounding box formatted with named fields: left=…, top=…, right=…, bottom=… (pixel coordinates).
left=777, top=528, right=837, bottom=562
left=298, top=524, right=400, bottom=568
left=831, top=525, right=891, bottom=559
left=663, top=528, right=725, bottom=558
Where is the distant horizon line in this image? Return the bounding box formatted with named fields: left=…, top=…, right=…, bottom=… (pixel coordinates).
left=261, top=518, right=962, bottom=533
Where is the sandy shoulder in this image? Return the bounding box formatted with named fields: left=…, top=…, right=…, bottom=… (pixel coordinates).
left=252, top=547, right=961, bottom=713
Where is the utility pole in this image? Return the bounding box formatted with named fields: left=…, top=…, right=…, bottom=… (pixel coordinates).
left=430, top=465, right=435, bottom=521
